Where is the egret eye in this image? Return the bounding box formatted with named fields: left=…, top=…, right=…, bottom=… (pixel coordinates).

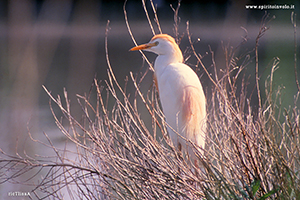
left=154, top=41, right=159, bottom=46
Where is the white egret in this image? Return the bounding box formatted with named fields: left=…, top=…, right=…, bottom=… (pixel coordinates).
left=130, top=34, right=206, bottom=163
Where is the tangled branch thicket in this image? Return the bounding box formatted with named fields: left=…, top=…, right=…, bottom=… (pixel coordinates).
left=1, top=1, right=300, bottom=199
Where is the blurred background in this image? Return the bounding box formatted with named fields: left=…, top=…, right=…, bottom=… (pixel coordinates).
left=0, top=0, right=299, bottom=197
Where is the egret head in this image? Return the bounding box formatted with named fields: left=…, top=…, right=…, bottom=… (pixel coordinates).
left=130, top=34, right=183, bottom=62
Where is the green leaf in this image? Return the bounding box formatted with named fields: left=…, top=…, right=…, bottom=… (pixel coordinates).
left=251, top=179, right=261, bottom=196
left=258, top=188, right=279, bottom=200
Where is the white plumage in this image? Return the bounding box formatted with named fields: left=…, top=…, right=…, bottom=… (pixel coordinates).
left=130, top=34, right=206, bottom=161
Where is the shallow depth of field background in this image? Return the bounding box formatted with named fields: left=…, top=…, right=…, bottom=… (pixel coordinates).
left=0, top=0, right=299, bottom=196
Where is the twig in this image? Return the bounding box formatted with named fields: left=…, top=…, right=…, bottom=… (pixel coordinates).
left=291, top=12, right=300, bottom=93
left=171, top=0, right=181, bottom=44
left=255, top=12, right=274, bottom=111
left=123, top=0, right=154, bottom=72
left=150, top=0, right=162, bottom=34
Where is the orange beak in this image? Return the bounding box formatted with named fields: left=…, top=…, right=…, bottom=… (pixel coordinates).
left=130, top=42, right=157, bottom=51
